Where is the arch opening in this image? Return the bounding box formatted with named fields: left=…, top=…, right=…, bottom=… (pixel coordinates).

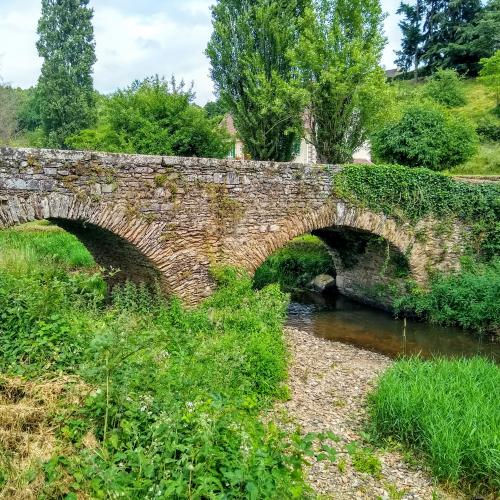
left=48, top=218, right=166, bottom=293
left=254, top=225, right=411, bottom=312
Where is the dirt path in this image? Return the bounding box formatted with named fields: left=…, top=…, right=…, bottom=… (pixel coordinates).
left=273, top=327, right=461, bottom=499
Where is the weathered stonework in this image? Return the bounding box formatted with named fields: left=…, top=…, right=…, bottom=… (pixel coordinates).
left=0, top=147, right=469, bottom=306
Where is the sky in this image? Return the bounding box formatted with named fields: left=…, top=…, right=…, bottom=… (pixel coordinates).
left=0, top=0, right=403, bottom=105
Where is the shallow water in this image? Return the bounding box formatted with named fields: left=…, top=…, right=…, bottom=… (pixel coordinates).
left=287, top=291, right=500, bottom=362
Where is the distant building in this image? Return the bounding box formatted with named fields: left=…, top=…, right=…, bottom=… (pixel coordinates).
left=221, top=113, right=371, bottom=164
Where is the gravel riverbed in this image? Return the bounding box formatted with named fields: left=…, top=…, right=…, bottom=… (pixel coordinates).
left=272, top=327, right=461, bottom=499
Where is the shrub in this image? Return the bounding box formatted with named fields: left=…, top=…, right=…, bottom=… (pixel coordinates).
left=423, top=69, right=467, bottom=108
left=371, top=104, right=478, bottom=170
left=369, top=357, right=500, bottom=494
left=476, top=116, right=500, bottom=142
left=395, top=258, right=500, bottom=335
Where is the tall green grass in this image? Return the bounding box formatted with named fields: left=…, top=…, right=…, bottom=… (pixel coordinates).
left=369, top=357, right=500, bottom=494
left=395, top=258, right=500, bottom=335
left=254, top=235, right=335, bottom=292
left=0, top=221, right=94, bottom=275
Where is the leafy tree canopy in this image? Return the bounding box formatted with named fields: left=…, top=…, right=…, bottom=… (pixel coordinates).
left=36, top=0, right=97, bottom=148
left=67, top=76, right=231, bottom=158
left=292, top=0, right=388, bottom=163
left=207, top=0, right=308, bottom=162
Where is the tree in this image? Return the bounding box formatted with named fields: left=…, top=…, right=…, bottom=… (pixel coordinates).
left=440, top=0, right=483, bottom=74
left=207, top=0, right=307, bottom=162
left=293, top=0, right=387, bottom=164
left=423, top=69, right=467, bottom=107
left=204, top=99, right=229, bottom=120
left=36, top=0, right=96, bottom=148
left=0, top=83, right=22, bottom=145
left=67, top=76, right=230, bottom=158
left=420, top=0, right=484, bottom=74
left=479, top=51, right=500, bottom=108
left=455, top=0, right=500, bottom=75
left=395, top=1, right=424, bottom=80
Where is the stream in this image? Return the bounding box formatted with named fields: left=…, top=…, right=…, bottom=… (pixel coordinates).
left=287, top=291, right=500, bottom=362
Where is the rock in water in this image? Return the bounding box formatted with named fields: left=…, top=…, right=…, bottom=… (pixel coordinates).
left=308, top=274, right=336, bottom=293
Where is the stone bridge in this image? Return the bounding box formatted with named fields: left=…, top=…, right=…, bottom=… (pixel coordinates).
left=0, top=148, right=467, bottom=308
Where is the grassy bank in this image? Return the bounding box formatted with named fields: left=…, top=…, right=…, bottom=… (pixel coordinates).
left=369, top=357, right=500, bottom=495
left=0, top=222, right=310, bottom=498
left=253, top=235, right=335, bottom=292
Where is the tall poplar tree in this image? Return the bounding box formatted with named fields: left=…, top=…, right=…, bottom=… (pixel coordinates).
left=36, top=0, right=96, bottom=148
left=293, top=0, right=387, bottom=164
left=207, top=0, right=307, bottom=162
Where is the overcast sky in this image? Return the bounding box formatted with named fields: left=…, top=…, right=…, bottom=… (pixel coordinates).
left=0, top=0, right=403, bottom=105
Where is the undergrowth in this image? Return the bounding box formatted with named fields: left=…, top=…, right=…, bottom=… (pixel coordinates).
left=369, top=357, right=500, bottom=495
left=0, top=223, right=312, bottom=498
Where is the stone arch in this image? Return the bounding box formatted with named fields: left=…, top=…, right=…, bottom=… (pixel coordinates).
left=222, top=201, right=429, bottom=310
left=0, top=192, right=214, bottom=304
left=225, top=201, right=423, bottom=278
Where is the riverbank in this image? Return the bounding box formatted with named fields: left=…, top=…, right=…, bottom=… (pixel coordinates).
left=273, top=327, right=458, bottom=499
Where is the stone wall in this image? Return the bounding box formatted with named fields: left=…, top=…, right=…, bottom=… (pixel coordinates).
left=0, top=147, right=468, bottom=306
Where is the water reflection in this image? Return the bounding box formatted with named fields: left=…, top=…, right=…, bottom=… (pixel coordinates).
left=287, top=291, right=500, bottom=362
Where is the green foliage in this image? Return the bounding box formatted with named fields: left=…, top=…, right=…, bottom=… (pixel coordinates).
left=334, top=164, right=500, bottom=260
left=0, top=84, right=24, bottom=145
left=371, top=104, right=478, bottom=170
left=346, top=442, right=382, bottom=478
left=456, top=0, right=500, bottom=75
left=395, top=258, right=500, bottom=334
left=292, top=0, right=388, bottom=163
left=207, top=0, right=307, bottom=161
left=476, top=116, right=500, bottom=141
left=253, top=235, right=335, bottom=292
left=36, top=0, right=96, bottom=148
left=369, top=357, right=500, bottom=493
left=204, top=98, right=229, bottom=120
left=67, top=76, right=230, bottom=158
left=0, top=224, right=313, bottom=497
left=479, top=50, right=500, bottom=108
left=423, top=69, right=467, bottom=107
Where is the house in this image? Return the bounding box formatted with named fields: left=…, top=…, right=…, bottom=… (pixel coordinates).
left=221, top=113, right=371, bottom=164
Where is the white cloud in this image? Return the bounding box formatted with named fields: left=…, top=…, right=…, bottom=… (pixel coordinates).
left=92, top=5, right=215, bottom=103
left=0, top=0, right=402, bottom=104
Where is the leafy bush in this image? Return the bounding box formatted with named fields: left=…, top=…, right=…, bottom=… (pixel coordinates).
left=67, top=76, right=230, bottom=158
left=395, top=258, right=500, bottom=334
left=423, top=69, right=467, bottom=108
left=476, top=115, right=500, bottom=141
left=369, top=357, right=500, bottom=494
left=371, top=104, right=478, bottom=170
left=253, top=235, right=335, bottom=292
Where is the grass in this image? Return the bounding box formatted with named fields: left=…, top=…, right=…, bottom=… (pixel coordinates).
left=0, top=222, right=313, bottom=498
left=447, top=142, right=500, bottom=175
left=253, top=234, right=335, bottom=292
left=369, top=357, right=500, bottom=495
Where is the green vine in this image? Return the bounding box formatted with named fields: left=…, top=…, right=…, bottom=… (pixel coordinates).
left=334, top=164, right=500, bottom=260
